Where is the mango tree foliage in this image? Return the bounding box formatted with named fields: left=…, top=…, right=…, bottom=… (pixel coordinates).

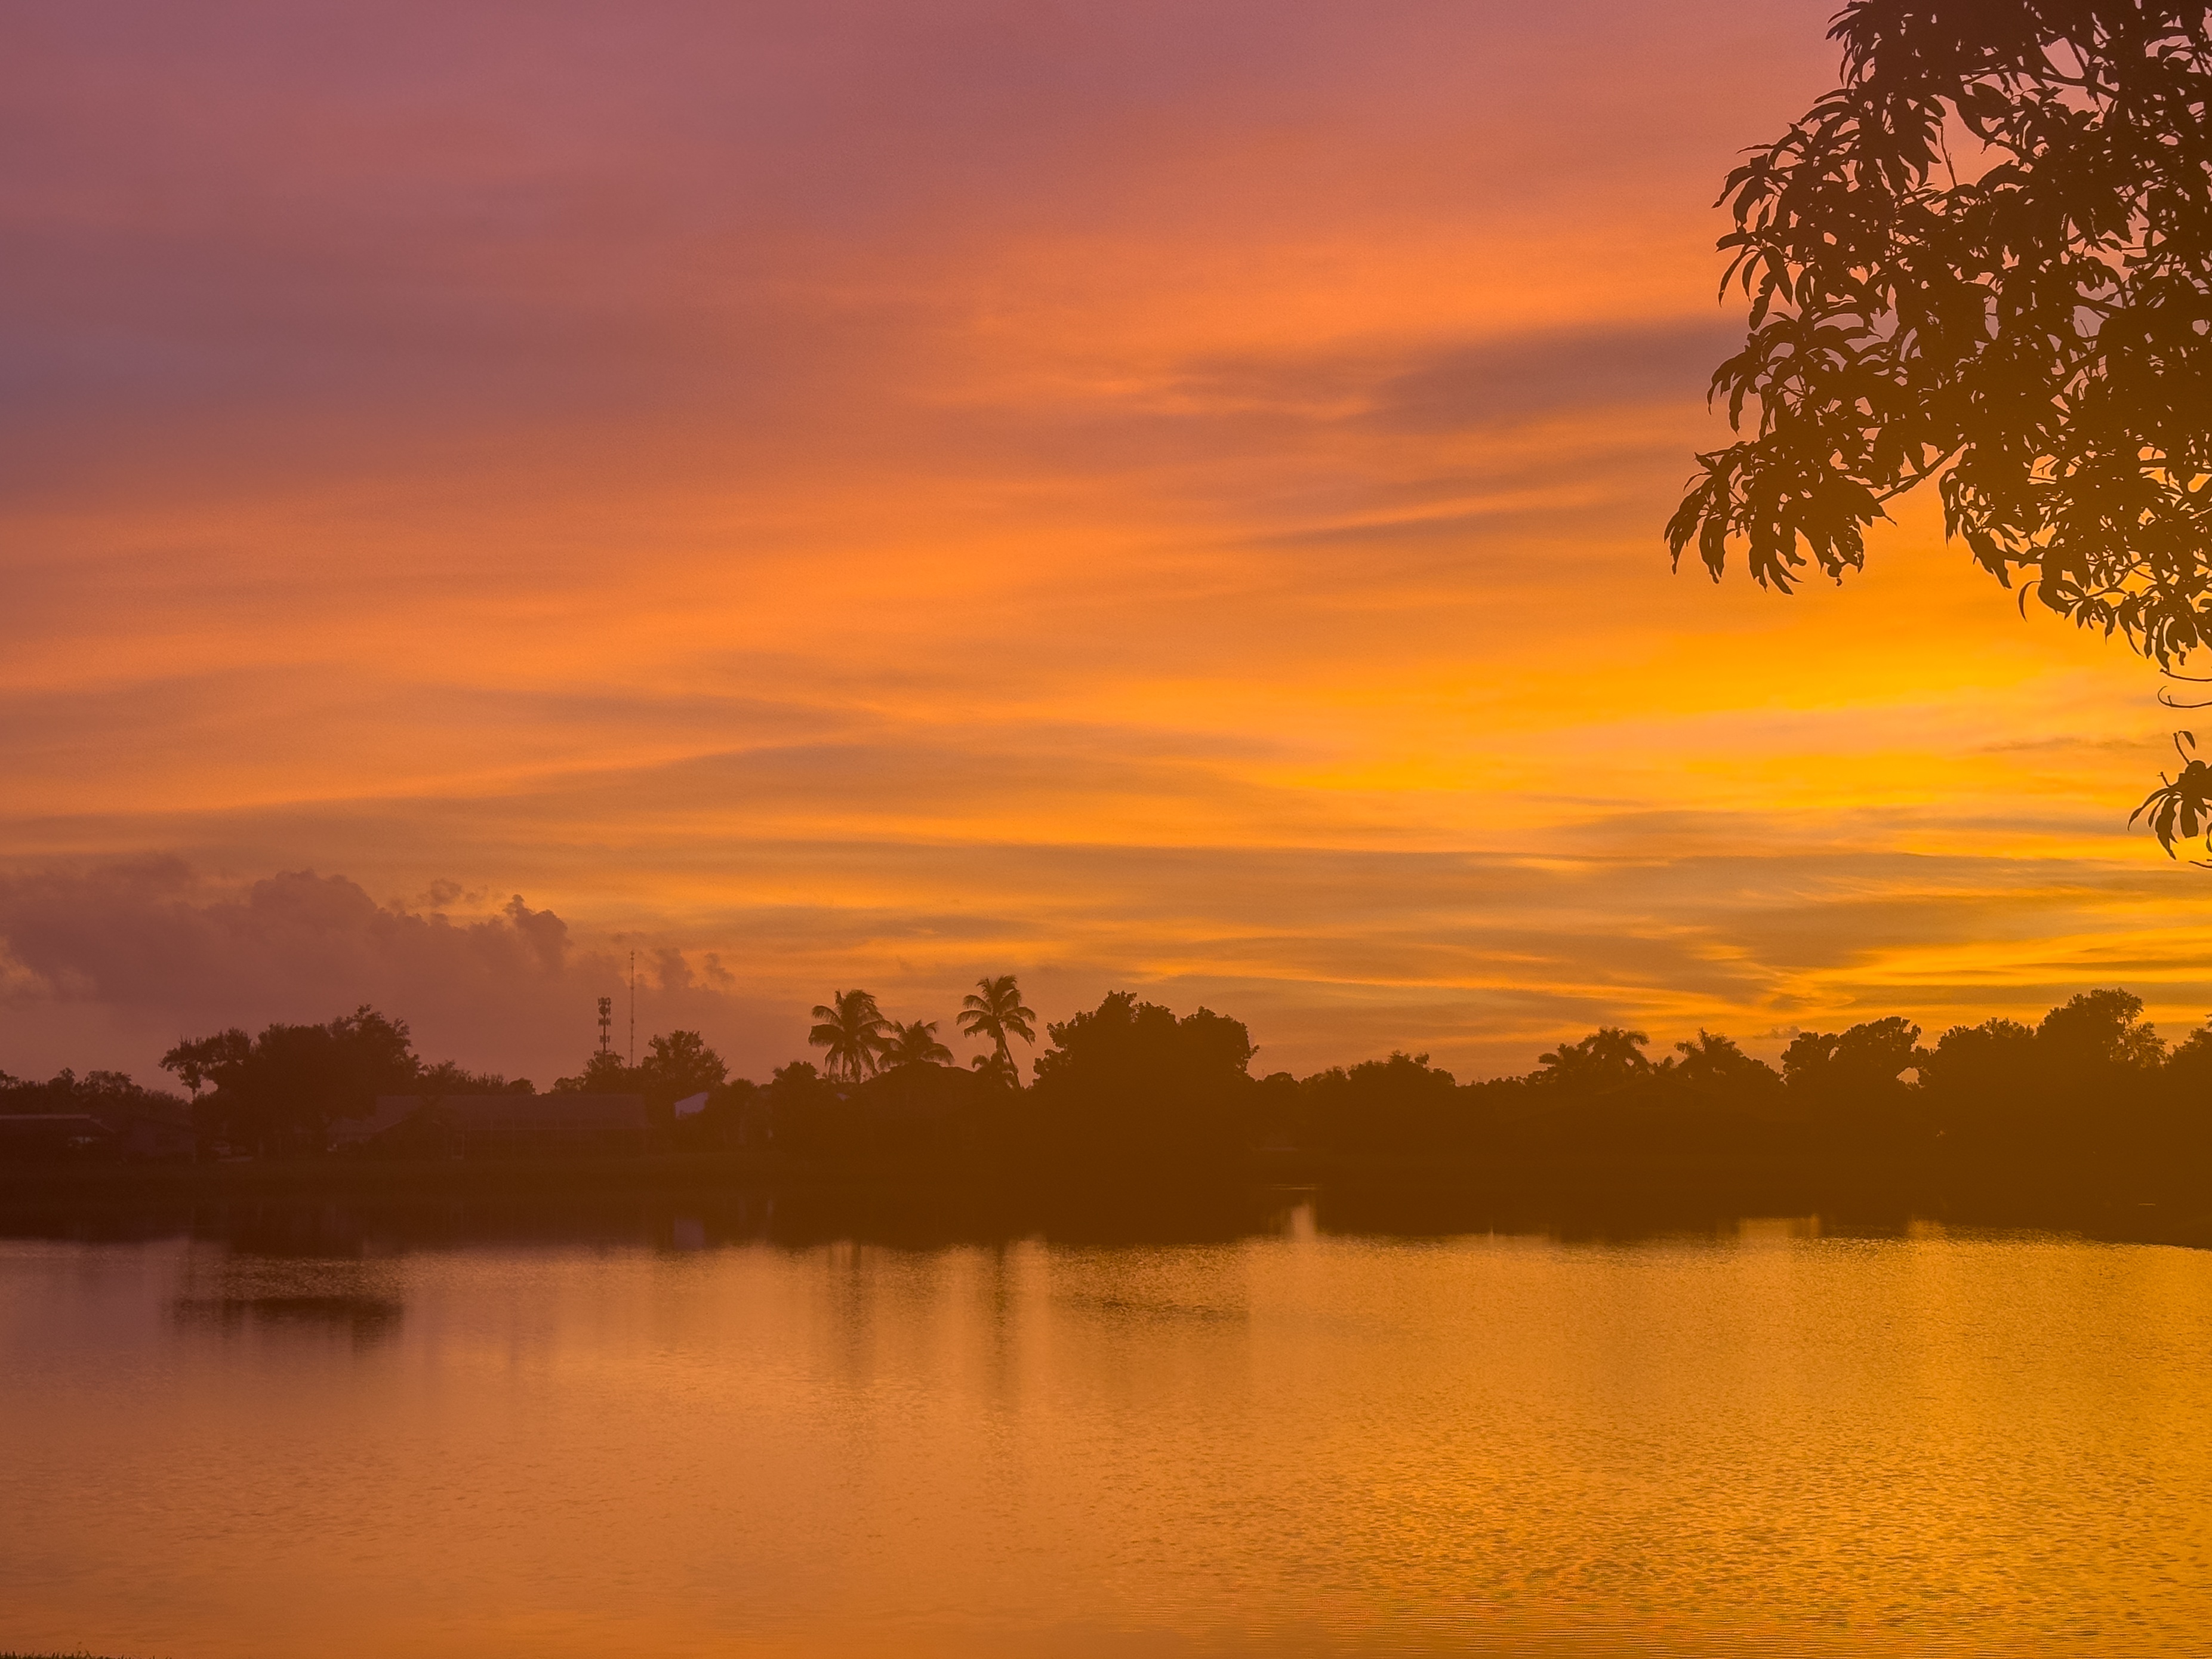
left=1669, top=2, right=2212, bottom=849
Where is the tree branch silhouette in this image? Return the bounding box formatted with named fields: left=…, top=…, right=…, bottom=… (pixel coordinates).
left=1672, top=1, right=2212, bottom=853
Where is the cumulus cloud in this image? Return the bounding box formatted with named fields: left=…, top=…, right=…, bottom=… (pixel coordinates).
left=0, top=860, right=781, bottom=1088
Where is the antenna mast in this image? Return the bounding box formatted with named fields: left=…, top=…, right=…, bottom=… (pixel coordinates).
left=596, top=996, right=612, bottom=1055
left=628, top=949, right=636, bottom=1067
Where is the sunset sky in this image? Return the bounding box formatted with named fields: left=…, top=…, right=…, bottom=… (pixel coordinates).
left=6, top=0, right=2206, bottom=1090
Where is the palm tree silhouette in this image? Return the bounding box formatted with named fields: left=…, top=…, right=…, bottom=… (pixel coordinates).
left=957, top=975, right=1037, bottom=1088
left=1535, top=1028, right=1650, bottom=1089
left=809, top=989, right=890, bottom=1084
left=880, top=1019, right=953, bottom=1069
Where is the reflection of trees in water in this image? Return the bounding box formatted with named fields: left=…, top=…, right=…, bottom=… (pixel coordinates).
left=0, top=1170, right=2199, bottom=1263
left=168, top=1245, right=411, bottom=1347
left=172, top=1293, right=404, bottom=1346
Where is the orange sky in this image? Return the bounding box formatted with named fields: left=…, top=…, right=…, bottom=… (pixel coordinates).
left=5, top=0, right=2206, bottom=1088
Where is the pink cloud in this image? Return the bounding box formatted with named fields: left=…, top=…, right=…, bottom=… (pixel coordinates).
left=0, top=861, right=781, bottom=1090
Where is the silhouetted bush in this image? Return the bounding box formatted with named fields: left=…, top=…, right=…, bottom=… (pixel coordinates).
left=1025, top=992, right=1258, bottom=1170
left=1296, top=1052, right=1473, bottom=1156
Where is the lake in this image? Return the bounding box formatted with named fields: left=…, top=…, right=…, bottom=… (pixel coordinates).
left=3, top=1201, right=2209, bottom=1657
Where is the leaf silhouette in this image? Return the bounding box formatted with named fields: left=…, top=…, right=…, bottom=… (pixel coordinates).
left=1672, top=3, right=2212, bottom=845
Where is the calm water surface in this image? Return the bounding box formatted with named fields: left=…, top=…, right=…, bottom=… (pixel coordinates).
left=3, top=1210, right=2210, bottom=1658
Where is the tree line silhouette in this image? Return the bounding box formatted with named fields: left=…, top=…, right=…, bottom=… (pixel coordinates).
left=5, top=978, right=2211, bottom=1173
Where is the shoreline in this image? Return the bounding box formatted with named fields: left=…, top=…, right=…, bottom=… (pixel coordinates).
left=1, top=1151, right=2205, bottom=1251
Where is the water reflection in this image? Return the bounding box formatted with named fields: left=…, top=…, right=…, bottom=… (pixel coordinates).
left=166, top=1250, right=411, bottom=1346
left=1, top=1204, right=2209, bottom=1658
left=0, top=1174, right=2201, bottom=1257
left=172, top=1293, right=405, bottom=1343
